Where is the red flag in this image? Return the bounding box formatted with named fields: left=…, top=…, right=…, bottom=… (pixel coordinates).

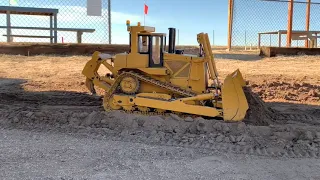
left=144, top=3, right=148, bottom=15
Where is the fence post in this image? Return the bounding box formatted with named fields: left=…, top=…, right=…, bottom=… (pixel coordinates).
left=212, top=30, right=214, bottom=48
left=305, top=0, right=311, bottom=48
left=286, top=0, right=293, bottom=47
left=316, top=33, right=318, bottom=47
left=227, top=0, right=234, bottom=50
left=278, top=31, right=282, bottom=47
left=258, top=33, right=261, bottom=49
left=244, top=30, right=247, bottom=50
left=108, top=0, right=111, bottom=44
left=177, top=29, right=179, bottom=45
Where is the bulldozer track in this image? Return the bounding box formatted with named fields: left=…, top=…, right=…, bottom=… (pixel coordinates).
left=104, top=71, right=199, bottom=114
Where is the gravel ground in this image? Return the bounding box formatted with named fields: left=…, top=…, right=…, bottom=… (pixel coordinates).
left=1, top=128, right=320, bottom=180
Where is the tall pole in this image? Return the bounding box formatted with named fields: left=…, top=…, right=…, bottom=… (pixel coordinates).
left=227, top=0, right=234, bottom=50
left=286, top=0, right=293, bottom=47
left=143, top=0, right=146, bottom=26
left=305, top=0, right=311, bottom=48
left=244, top=30, right=247, bottom=50
left=108, top=0, right=111, bottom=44
left=212, top=30, right=214, bottom=47
left=177, top=29, right=179, bottom=45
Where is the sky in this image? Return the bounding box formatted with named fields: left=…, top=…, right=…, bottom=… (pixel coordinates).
left=0, top=0, right=319, bottom=46
left=110, top=0, right=229, bottom=45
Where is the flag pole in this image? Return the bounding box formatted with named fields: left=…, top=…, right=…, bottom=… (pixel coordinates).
left=144, top=0, right=146, bottom=26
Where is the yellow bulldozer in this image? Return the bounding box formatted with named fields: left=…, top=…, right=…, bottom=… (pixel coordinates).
left=82, top=20, right=249, bottom=122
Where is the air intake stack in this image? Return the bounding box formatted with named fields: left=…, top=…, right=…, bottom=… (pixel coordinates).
left=168, top=27, right=176, bottom=53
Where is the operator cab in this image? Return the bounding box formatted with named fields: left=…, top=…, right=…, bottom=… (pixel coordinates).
left=126, top=20, right=183, bottom=68
left=137, top=33, right=165, bottom=67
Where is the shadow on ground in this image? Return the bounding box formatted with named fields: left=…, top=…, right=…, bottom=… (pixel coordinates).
left=0, top=78, right=102, bottom=107
left=214, top=54, right=262, bottom=61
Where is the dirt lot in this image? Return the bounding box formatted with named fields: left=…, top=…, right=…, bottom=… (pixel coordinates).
left=0, top=51, right=320, bottom=179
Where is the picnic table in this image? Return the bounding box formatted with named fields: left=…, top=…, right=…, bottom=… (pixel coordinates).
left=258, top=30, right=320, bottom=48
left=0, top=6, right=95, bottom=43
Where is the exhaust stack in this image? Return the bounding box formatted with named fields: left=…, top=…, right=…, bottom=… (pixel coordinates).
left=168, top=27, right=176, bottom=53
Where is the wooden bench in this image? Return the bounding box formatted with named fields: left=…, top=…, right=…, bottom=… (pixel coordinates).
left=0, top=6, right=59, bottom=43
left=1, top=26, right=95, bottom=43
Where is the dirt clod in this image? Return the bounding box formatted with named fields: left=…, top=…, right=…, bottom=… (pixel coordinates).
left=299, top=131, right=314, bottom=141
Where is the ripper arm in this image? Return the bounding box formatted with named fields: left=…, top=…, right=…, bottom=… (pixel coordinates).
left=82, top=51, right=115, bottom=94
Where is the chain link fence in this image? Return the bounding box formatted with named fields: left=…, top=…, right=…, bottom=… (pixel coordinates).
left=0, top=0, right=110, bottom=44
left=230, top=0, right=320, bottom=50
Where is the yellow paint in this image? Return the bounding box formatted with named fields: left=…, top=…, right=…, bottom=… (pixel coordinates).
left=126, top=53, right=148, bottom=68
left=136, top=93, right=172, bottom=100
left=132, top=96, right=221, bottom=117
left=221, top=69, right=249, bottom=121
left=81, top=21, right=249, bottom=122
left=137, top=68, right=169, bottom=75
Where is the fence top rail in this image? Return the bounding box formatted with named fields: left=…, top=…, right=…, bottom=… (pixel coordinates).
left=0, top=26, right=95, bottom=32
left=0, top=6, right=58, bottom=16
left=258, top=30, right=320, bottom=35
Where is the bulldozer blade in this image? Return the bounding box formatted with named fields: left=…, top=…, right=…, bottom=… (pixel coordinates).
left=229, top=69, right=246, bottom=87
left=221, top=69, right=249, bottom=122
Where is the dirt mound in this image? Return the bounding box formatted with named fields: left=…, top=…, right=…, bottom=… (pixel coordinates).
left=250, top=80, right=320, bottom=104
left=243, top=87, right=274, bottom=126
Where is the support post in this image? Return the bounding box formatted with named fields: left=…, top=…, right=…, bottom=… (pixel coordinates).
left=258, top=33, right=261, bottom=49
left=316, top=33, right=318, bottom=47
left=278, top=31, right=282, bottom=47
left=305, top=0, right=311, bottom=48
left=269, top=34, right=272, bottom=46
left=50, top=15, right=53, bottom=44
left=6, top=10, right=12, bottom=43
left=53, top=13, right=58, bottom=43
left=286, top=0, right=293, bottom=47
left=227, top=0, right=234, bottom=50
left=77, top=31, right=83, bottom=43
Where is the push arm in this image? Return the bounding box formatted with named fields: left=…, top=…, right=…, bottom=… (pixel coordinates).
left=197, top=33, right=219, bottom=82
